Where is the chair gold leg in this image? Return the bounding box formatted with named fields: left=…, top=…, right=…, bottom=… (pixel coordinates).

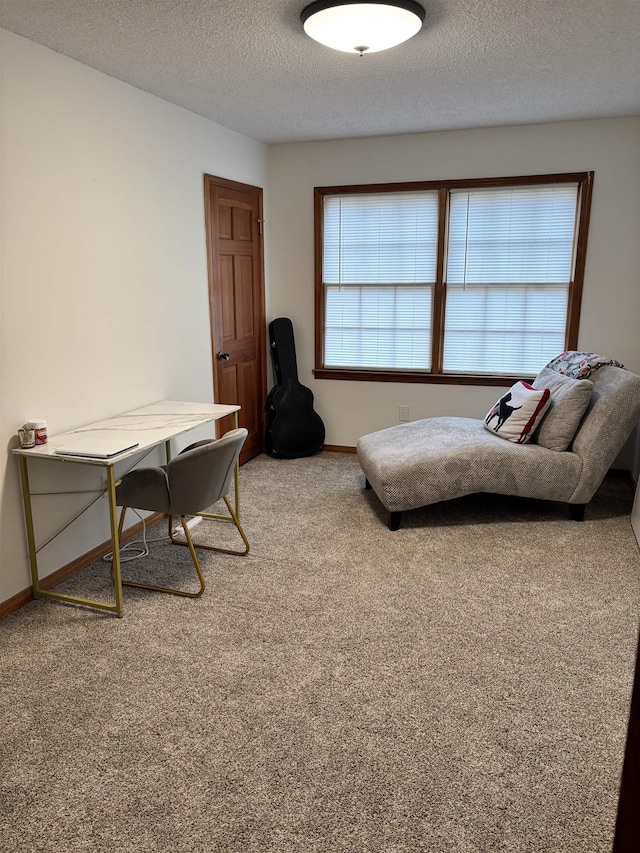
left=219, top=496, right=250, bottom=556
left=179, top=517, right=206, bottom=596
left=119, top=511, right=206, bottom=598
left=168, top=496, right=250, bottom=556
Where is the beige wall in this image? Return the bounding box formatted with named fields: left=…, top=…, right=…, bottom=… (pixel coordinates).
left=0, top=31, right=268, bottom=602
left=267, top=118, right=640, bottom=447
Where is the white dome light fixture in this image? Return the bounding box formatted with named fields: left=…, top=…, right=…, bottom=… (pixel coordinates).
left=301, top=1, right=426, bottom=56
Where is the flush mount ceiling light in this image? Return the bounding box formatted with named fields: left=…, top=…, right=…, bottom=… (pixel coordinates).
left=301, top=1, right=426, bottom=56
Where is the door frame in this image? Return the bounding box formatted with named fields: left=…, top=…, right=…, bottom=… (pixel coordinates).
left=203, top=174, right=267, bottom=454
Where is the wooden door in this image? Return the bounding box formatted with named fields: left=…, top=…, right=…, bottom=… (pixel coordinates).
left=204, top=175, right=266, bottom=464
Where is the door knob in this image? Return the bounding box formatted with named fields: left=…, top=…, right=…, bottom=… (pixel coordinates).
left=217, top=352, right=231, bottom=361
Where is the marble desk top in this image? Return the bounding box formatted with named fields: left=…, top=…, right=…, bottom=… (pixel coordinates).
left=12, top=400, right=240, bottom=466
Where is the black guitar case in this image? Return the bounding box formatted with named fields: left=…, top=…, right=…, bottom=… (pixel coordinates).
left=266, top=318, right=325, bottom=458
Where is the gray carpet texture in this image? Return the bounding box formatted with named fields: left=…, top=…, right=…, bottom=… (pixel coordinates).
left=1, top=452, right=639, bottom=853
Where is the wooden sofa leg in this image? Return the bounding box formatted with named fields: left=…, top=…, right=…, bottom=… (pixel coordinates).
left=389, top=512, right=402, bottom=531
left=364, top=478, right=372, bottom=490
left=569, top=503, right=586, bottom=521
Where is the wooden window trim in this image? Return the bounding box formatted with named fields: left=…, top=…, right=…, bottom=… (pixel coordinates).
left=313, top=171, right=594, bottom=386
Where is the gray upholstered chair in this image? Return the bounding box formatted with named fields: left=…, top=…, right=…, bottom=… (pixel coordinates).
left=357, top=359, right=640, bottom=530
left=115, top=427, right=249, bottom=597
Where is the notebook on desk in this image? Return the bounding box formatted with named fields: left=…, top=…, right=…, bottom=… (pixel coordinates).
left=54, top=437, right=140, bottom=458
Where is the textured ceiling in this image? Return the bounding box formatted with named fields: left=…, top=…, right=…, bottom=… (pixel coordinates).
left=0, top=0, right=638, bottom=144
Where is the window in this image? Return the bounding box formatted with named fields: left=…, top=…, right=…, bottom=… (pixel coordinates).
left=314, top=173, right=593, bottom=385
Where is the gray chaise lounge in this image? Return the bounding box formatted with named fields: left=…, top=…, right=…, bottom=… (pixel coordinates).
left=357, top=360, right=640, bottom=530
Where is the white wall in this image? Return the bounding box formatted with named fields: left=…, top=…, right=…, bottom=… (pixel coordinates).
left=267, top=118, right=640, bottom=448
left=0, top=31, right=268, bottom=603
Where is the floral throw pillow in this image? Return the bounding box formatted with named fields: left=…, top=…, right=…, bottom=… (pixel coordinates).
left=546, top=351, right=624, bottom=379
left=484, top=382, right=551, bottom=444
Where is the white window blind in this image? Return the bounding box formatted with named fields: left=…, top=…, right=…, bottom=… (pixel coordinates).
left=444, top=184, right=579, bottom=375
left=323, top=192, right=438, bottom=369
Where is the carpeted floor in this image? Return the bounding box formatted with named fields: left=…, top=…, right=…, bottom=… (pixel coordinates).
left=1, top=452, right=639, bottom=852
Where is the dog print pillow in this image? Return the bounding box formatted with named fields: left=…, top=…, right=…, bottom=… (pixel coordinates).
left=484, top=381, right=551, bottom=444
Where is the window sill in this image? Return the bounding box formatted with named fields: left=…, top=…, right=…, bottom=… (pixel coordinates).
left=313, top=368, right=535, bottom=387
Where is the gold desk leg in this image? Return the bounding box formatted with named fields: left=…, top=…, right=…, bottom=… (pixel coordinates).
left=106, top=466, right=124, bottom=617
left=18, top=456, right=122, bottom=616
left=18, top=456, right=41, bottom=597
left=207, top=409, right=241, bottom=522
left=233, top=410, right=240, bottom=520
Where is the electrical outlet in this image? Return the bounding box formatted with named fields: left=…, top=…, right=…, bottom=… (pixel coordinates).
left=172, top=516, right=203, bottom=536
left=399, top=405, right=410, bottom=422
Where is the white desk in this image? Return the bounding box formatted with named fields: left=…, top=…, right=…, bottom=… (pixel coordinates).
left=13, top=400, right=240, bottom=617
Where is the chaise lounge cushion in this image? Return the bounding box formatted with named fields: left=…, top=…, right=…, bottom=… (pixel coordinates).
left=357, top=416, right=582, bottom=514
left=532, top=367, right=593, bottom=452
